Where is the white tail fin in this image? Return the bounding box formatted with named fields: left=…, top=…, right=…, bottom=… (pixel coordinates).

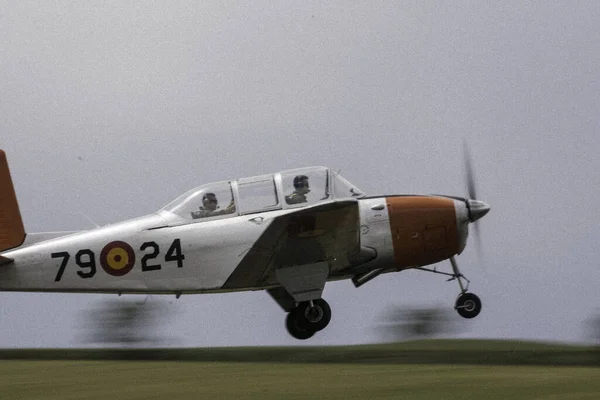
left=0, top=150, right=25, bottom=252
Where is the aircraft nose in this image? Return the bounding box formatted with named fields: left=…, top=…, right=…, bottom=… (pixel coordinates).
left=467, top=199, right=490, bottom=222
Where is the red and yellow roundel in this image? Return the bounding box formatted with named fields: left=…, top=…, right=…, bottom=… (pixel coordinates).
left=100, top=241, right=135, bottom=276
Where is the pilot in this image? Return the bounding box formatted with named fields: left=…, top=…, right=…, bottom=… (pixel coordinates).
left=285, top=175, right=310, bottom=204
left=191, top=192, right=235, bottom=219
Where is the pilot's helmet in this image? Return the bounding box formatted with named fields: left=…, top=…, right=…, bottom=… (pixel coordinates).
left=293, top=175, right=309, bottom=189
left=202, top=192, right=217, bottom=204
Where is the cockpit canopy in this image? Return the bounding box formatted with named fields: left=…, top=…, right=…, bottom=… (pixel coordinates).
left=161, top=166, right=365, bottom=223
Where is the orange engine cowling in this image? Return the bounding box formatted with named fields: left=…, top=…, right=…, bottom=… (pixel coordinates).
left=386, top=196, right=462, bottom=269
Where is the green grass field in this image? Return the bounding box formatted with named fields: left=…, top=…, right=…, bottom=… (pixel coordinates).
left=0, top=340, right=598, bottom=399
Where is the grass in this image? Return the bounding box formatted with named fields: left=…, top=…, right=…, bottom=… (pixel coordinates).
left=0, top=361, right=599, bottom=400
left=0, top=340, right=598, bottom=399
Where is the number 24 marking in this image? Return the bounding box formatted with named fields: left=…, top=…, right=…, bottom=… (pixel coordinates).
left=140, top=240, right=185, bottom=271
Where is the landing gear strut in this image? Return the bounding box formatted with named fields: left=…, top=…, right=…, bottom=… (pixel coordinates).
left=455, top=292, right=481, bottom=319
left=416, top=256, right=482, bottom=319
left=449, top=257, right=482, bottom=319
left=285, top=299, right=331, bottom=340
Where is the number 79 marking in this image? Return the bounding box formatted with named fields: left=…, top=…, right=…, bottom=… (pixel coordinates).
left=51, top=250, right=97, bottom=282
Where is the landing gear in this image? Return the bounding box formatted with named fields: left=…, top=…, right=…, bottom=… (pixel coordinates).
left=416, top=256, right=483, bottom=319
left=286, top=311, right=315, bottom=340
left=449, top=257, right=482, bottom=319
left=285, top=299, right=332, bottom=340
left=455, top=292, right=481, bottom=319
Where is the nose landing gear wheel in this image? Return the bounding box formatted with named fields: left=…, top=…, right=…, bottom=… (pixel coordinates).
left=455, top=293, right=481, bottom=319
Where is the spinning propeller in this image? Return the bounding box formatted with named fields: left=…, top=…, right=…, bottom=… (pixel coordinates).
left=434, top=141, right=490, bottom=260
left=462, top=141, right=490, bottom=261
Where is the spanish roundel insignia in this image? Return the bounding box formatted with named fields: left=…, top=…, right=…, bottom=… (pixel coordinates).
left=100, top=241, right=135, bottom=276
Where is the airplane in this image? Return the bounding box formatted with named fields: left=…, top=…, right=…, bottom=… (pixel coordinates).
left=0, top=148, right=490, bottom=340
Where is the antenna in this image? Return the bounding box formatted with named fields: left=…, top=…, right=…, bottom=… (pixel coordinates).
left=79, top=213, right=100, bottom=228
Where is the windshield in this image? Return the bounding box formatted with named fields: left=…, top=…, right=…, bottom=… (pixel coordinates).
left=332, top=172, right=365, bottom=199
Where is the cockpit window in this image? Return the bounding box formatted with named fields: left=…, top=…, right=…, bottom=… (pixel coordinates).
left=159, top=166, right=363, bottom=225
left=163, top=181, right=236, bottom=221
left=281, top=167, right=329, bottom=207
left=236, top=174, right=279, bottom=215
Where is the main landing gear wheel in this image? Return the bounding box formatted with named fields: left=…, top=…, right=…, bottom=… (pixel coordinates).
left=297, top=299, right=331, bottom=332
left=455, top=293, right=482, bottom=319
left=285, top=299, right=332, bottom=340
left=286, top=310, right=315, bottom=340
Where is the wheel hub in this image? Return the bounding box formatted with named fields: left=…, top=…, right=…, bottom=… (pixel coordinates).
left=304, top=306, right=324, bottom=323
left=463, top=300, right=475, bottom=312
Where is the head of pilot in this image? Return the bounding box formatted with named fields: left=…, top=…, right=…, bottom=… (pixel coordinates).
left=293, top=175, right=310, bottom=195
left=202, top=192, right=218, bottom=210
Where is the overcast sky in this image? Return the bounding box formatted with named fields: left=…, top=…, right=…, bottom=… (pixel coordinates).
left=1, top=2, right=599, bottom=347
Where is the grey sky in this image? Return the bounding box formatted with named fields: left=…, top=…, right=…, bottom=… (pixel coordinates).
left=1, top=2, right=599, bottom=347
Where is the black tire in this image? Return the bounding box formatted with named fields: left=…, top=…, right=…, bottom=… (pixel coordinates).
left=455, top=293, right=482, bottom=319
left=297, top=299, right=332, bottom=332
left=285, top=309, right=315, bottom=340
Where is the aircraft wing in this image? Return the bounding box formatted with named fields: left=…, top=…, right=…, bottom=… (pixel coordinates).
left=222, top=199, right=360, bottom=289
left=0, top=255, right=13, bottom=266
